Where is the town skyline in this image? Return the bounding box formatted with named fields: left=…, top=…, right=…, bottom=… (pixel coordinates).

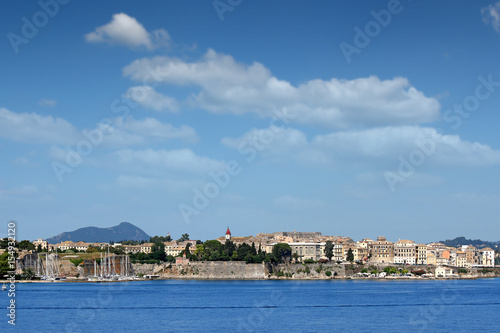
left=25, top=221, right=500, bottom=247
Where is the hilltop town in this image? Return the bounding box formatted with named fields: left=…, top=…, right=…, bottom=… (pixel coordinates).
left=2, top=228, right=499, bottom=281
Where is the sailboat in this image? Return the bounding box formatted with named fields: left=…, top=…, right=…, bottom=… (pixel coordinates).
left=1, top=283, right=7, bottom=291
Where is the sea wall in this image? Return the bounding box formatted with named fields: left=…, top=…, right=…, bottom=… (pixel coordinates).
left=128, top=262, right=500, bottom=280
left=132, top=261, right=346, bottom=279
left=269, top=263, right=346, bottom=278
left=163, top=261, right=267, bottom=279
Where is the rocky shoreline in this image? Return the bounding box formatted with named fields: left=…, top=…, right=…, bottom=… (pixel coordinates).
left=5, top=261, right=499, bottom=283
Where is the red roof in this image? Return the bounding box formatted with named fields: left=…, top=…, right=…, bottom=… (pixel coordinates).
left=226, top=227, right=231, bottom=235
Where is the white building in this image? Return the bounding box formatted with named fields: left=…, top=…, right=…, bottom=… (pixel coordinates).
left=480, top=248, right=495, bottom=267
left=435, top=266, right=454, bottom=278
left=394, top=240, right=416, bottom=265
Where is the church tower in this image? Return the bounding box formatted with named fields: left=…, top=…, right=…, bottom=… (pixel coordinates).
left=225, top=227, right=231, bottom=241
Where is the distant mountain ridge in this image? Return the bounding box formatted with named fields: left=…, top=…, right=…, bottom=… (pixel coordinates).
left=439, top=236, right=499, bottom=249
left=45, top=222, right=151, bottom=244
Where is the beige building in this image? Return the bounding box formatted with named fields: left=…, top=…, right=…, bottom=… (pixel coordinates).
left=343, top=244, right=369, bottom=262
left=140, top=243, right=154, bottom=254
left=122, top=245, right=142, bottom=254
left=435, top=266, right=454, bottom=278
left=74, top=242, right=89, bottom=252
left=426, top=251, right=437, bottom=266
left=394, top=240, right=416, bottom=265
left=369, top=236, right=394, bottom=263
left=465, top=246, right=481, bottom=266
left=415, top=244, right=427, bottom=265
left=33, top=239, right=48, bottom=250
left=164, top=241, right=194, bottom=257
left=456, top=250, right=467, bottom=267
left=290, top=242, right=325, bottom=262
left=356, top=239, right=373, bottom=249
left=333, top=244, right=344, bottom=262
left=55, top=241, right=76, bottom=251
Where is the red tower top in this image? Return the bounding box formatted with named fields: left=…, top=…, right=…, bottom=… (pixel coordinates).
left=226, top=227, right=231, bottom=235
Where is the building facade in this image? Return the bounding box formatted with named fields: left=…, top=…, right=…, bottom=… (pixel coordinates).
left=394, top=240, right=416, bottom=265
left=415, top=244, right=427, bottom=265
left=369, top=236, right=394, bottom=264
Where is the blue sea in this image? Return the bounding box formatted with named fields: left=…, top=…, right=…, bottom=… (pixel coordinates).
left=1, top=278, right=499, bottom=332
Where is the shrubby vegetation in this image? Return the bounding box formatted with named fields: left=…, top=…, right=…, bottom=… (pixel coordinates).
left=125, top=240, right=295, bottom=264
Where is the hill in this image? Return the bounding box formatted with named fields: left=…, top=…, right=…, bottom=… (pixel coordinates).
left=439, top=236, right=499, bottom=249
left=45, top=222, right=151, bottom=244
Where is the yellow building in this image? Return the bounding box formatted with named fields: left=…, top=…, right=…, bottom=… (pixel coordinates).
left=416, top=244, right=427, bottom=265
left=456, top=250, right=467, bottom=267
left=426, top=251, right=437, bottom=266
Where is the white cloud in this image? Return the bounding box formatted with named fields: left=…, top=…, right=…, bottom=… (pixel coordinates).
left=38, top=99, right=57, bottom=107
left=221, top=126, right=308, bottom=156
left=223, top=125, right=500, bottom=168
left=123, top=49, right=440, bottom=128
left=112, top=148, right=226, bottom=174
left=0, top=108, right=196, bottom=147
left=85, top=13, right=170, bottom=50
left=106, top=117, right=198, bottom=146
left=482, top=2, right=500, bottom=33
left=125, top=86, right=179, bottom=112
left=0, top=107, right=78, bottom=144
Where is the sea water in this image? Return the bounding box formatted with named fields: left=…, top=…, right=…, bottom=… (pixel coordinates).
left=1, top=278, right=499, bottom=332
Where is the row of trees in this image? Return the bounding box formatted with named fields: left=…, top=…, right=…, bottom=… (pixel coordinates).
left=125, top=240, right=295, bottom=264
left=0, top=238, right=35, bottom=251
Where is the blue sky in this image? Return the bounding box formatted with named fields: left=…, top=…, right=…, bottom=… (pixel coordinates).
left=1, top=0, right=500, bottom=243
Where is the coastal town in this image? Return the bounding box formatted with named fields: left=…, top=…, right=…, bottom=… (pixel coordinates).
left=2, top=228, right=499, bottom=282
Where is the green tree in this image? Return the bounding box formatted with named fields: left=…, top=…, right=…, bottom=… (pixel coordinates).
left=203, top=240, right=222, bottom=260
left=183, top=243, right=191, bottom=256
left=150, top=235, right=172, bottom=243
left=178, top=233, right=190, bottom=242
left=324, top=241, right=334, bottom=261
left=224, top=240, right=236, bottom=257
left=195, top=244, right=205, bottom=259
left=383, top=266, right=397, bottom=275
left=250, top=242, right=257, bottom=256
left=86, top=246, right=100, bottom=253
left=151, top=242, right=166, bottom=261
left=272, top=243, right=292, bottom=263
left=37, top=244, right=42, bottom=253
left=0, top=252, right=13, bottom=277
left=346, top=248, right=354, bottom=262
left=18, top=240, right=35, bottom=251
left=0, top=238, right=11, bottom=249
left=236, top=243, right=252, bottom=260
